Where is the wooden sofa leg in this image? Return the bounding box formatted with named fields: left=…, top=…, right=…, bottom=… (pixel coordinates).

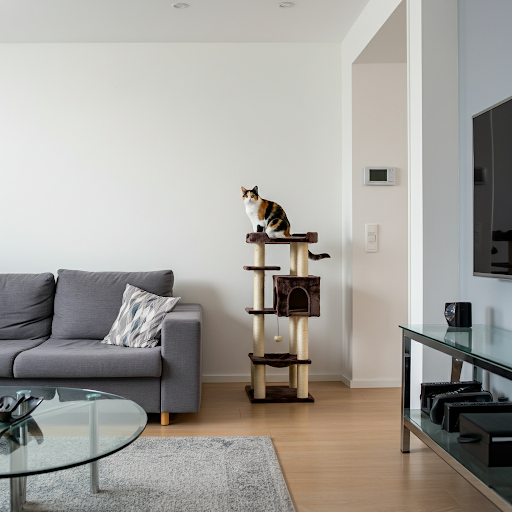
left=160, top=413, right=170, bottom=426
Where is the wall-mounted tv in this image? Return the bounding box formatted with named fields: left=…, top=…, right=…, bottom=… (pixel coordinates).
left=473, top=95, right=512, bottom=278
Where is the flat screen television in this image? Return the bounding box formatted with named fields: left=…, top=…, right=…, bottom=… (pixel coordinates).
left=473, top=95, right=512, bottom=279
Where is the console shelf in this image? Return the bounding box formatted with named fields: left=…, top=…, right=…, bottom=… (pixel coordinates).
left=401, top=325, right=512, bottom=511
left=405, top=408, right=512, bottom=505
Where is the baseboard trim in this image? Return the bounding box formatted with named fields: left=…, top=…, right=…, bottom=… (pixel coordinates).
left=341, top=376, right=401, bottom=388
left=202, top=374, right=343, bottom=383
left=339, top=373, right=351, bottom=388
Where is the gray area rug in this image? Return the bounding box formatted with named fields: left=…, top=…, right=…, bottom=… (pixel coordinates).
left=0, top=436, right=295, bottom=512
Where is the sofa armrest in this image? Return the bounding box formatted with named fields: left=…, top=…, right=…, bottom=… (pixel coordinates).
left=160, top=303, right=202, bottom=413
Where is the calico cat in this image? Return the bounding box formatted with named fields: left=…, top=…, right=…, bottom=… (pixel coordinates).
left=241, top=186, right=330, bottom=261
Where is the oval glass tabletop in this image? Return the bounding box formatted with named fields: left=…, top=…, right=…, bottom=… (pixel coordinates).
left=0, top=386, right=147, bottom=478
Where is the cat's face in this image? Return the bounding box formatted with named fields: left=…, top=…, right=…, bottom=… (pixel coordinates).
left=241, top=186, right=259, bottom=204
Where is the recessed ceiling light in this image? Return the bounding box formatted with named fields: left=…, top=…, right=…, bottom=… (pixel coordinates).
left=173, top=3, right=189, bottom=8
left=279, top=2, right=294, bottom=7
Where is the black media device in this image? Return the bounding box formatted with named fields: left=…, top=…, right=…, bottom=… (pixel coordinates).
left=429, top=391, right=492, bottom=425
left=444, top=302, right=472, bottom=328
left=420, top=381, right=482, bottom=416
left=473, top=95, right=512, bottom=279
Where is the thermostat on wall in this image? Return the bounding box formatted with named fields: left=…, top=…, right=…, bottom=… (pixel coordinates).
left=363, top=167, right=396, bottom=185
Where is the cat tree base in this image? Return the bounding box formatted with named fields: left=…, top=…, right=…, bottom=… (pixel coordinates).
left=245, top=385, right=314, bottom=403
left=244, top=231, right=320, bottom=405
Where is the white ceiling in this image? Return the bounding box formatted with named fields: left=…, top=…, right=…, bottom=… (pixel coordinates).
left=0, top=0, right=371, bottom=44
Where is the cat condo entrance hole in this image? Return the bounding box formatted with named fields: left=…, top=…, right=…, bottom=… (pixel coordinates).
left=289, top=288, right=309, bottom=314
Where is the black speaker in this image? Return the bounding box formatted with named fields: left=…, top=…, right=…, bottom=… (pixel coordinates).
left=445, top=302, right=472, bottom=328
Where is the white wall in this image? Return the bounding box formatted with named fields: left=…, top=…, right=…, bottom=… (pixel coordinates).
left=341, top=0, right=403, bottom=386
left=351, top=63, right=408, bottom=387
left=458, top=0, right=512, bottom=399
left=404, top=0, right=459, bottom=387
left=342, top=0, right=459, bottom=391
left=0, top=43, right=343, bottom=382
left=408, top=0, right=459, bottom=384
left=459, top=0, right=512, bottom=330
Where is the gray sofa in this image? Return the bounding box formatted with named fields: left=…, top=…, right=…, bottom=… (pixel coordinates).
left=0, top=270, right=202, bottom=425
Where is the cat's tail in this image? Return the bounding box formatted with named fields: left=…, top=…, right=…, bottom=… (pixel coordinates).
left=308, top=251, right=331, bottom=261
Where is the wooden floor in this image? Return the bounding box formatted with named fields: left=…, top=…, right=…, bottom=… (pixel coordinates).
left=142, top=382, right=500, bottom=512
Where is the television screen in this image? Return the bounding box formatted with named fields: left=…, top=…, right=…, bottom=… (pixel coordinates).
left=473, top=95, right=512, bottom=278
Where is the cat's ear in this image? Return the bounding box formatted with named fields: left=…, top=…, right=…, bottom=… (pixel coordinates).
left=241, top=186, right=247, bottom=195
left=252, top=186, right=259, bottom=195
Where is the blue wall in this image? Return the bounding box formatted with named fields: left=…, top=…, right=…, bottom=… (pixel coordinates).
left=459, top=0, right=512, bottom=330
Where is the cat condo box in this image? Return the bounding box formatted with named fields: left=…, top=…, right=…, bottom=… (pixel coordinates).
left=459, top=412, right=512, bottom=467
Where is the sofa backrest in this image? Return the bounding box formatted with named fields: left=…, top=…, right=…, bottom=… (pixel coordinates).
left=0, top=273, right=56, bottom=340
left=51, top=269, right=174, bottom=339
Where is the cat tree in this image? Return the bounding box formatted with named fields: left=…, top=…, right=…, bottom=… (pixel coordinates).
left=244, top=232, right=321, bottom=403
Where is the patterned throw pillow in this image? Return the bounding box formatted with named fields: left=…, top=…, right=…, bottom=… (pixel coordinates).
left=101, top=284, right=181, bottom=348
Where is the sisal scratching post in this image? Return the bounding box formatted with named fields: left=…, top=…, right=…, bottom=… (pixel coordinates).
left=289, top=244, right=298, bottom=276
left=297, top=243, right=308, bottom=278
left=297, top=317, right=309, bottom=398
left=253, top=243, right=266, bottom=399
left=289, top=317, right=298, bottom=388
left=297, top=242, right=309, bottom=398
left=289, top=243, right=298, bottom=388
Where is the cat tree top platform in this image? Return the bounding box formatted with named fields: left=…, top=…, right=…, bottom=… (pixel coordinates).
left=246, top=232, right=318, bottom=244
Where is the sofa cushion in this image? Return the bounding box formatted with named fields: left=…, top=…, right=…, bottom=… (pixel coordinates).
left=0, top=273, right=55, bottom=340
left=13, top=338, right=162, bottom=379
left=0, top=337, right=49, bottom=377
left=51, top=269, right=174, bottom=339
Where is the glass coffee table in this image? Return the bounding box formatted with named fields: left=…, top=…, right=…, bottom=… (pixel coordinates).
left=0, top=386, right=147, bottom=512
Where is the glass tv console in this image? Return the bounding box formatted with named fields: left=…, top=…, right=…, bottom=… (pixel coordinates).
left=401, top=325, right=512, bottom=511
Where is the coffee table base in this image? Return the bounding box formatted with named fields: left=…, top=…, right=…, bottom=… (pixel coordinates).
left=9, top=462, right=98, bottom=511
left=90, top=460, right=99, bottom=494
left=10, top=476, right=24, bottom=512
left=1, top=386, right=147, bottom=512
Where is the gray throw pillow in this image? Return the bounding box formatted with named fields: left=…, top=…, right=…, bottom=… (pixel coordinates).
left=101, top=284, right=181, bottom=348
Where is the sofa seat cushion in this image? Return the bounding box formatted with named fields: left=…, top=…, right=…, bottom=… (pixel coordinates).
left=0, top=338, right=49, bottom=378
left=0, top=273, right=55, bottom=340
left=13, top=338, right=162, bottom=379
left=51, top=269, right=174, bottom=340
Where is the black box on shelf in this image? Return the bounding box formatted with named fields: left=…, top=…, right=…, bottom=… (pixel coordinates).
left=420, top=381, right=482, bottom=415
left=443, top=401, right=512, bottom=432
left=459, top=412, right=512, bottom=467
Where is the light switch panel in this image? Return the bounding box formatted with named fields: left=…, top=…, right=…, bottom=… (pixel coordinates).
left=365, top=223, right=378, bottom=253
